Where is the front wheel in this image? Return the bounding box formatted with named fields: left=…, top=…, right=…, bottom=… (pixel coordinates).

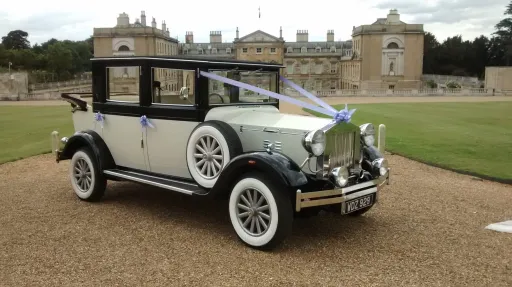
left=69, top=147, right=107, bottom=202
left=228, top=173, right=293, bottom=250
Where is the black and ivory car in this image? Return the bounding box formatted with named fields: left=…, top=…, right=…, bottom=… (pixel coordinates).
left=51, top=56, right=390, bottom=250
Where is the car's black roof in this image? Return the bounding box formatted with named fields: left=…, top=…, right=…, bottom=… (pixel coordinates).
left=91, top=55, right=285, bottom=68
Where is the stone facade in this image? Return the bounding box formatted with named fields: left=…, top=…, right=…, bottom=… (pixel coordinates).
left=485, top=67, right=512, bottom=91
left=94, top=9, right=424, bottom=91
left=93, top=11, right=180, bottom=97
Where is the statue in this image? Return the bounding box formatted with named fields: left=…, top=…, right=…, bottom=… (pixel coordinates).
left=389, top=62, right=395, bottom=76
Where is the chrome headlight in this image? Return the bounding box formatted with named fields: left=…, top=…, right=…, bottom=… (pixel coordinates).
left=330, top=166, right=349, bottom=187
left=359, top=123, right=375, bottom=146
left=302, top=129, right=326, bottom=156
left=372, top=158, right=389, bottom=176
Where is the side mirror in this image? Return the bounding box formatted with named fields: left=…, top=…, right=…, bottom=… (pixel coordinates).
left=179, top=87, right=189, bottom=100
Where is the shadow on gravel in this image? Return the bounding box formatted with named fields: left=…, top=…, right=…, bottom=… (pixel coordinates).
left=97, top=181, right=382, bottom=252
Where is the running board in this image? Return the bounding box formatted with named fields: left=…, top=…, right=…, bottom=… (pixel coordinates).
left=103, top=169, right=206, bottom=195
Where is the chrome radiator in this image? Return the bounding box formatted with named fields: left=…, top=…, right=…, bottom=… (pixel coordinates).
left=321, top=124, right=361, bottom=176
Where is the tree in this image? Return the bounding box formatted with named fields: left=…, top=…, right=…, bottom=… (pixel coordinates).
left=493, top=1, right=512, bottom=65
left=1, top=30, right=30, bottom=50
left=46, top=42, right=73, bottom=80
left=423, top=32, right=440, bottom=74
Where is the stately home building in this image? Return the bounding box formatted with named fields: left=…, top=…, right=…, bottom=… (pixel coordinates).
left=93, top=9, right=424, bottom=92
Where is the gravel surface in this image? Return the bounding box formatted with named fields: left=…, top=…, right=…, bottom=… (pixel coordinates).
left=1, top=153, right=511, bottom=286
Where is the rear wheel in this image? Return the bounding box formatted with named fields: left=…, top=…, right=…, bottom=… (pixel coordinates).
left=69, top=147, right=106, bottom=202
left=228, top=173, right=293, bottom=250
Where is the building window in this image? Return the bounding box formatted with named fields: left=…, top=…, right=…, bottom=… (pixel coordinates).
left=315, top=63, right=322, bottom=74
left=270, top=47, right=276, bottom=54
left=331, top=80, right=336, bottom=89
left=242, top=48, right=248, bottom=53
left=256, top=47, right=262, bottom=54
left=287, top=64, right=294, bottom=74
left=287, top=47, right=293, bottom=53
left=315, top=47, right=321, bottom=53
left=301, top=63, right=308, bottom=74
left=301, top=47, right=307, bottom=53
left=330, top=63, right=337, bottom=74
left=226, top=48, right=231, bottom=54
left=183, top=49, right=188, bottom=54
left=198, top=49, right=204, bottom=54
left=212, top=48, right=217, bottom=54
left=387, top=42, right=399, bottom=49
left=118, top=45, right=130, bottom=51
left=330, top=46, right=336, bottom=52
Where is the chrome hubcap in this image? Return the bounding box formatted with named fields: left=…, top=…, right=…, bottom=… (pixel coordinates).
left=73, top=158, right=92, bottom=192
left=193, top=135, right=223, bottom=179
left=236, top=188, right=271, bottom=236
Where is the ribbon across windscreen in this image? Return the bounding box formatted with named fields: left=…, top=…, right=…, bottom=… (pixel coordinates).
left=199, top=71, right=356, bottom=130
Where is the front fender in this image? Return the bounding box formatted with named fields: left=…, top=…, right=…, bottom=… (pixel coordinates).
left=58, top=130, right=115, bottom=171
left=209, top=151, right=308, bottom=199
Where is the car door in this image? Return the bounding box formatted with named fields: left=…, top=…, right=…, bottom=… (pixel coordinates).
left=143, top=67, right=199, bottom=179
left=93, top=64, right=149, bottom=172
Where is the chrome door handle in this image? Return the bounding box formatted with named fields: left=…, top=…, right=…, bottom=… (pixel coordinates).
left=263, top=128, right=280, bottom=133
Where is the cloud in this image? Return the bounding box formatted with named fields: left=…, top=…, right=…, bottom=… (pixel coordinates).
left=0, top=0, right=509, bottom=46
left=372, top=0, right=509, bottom=40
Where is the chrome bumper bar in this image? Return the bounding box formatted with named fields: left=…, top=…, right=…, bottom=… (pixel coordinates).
left=295, top=169, right=390, bottom=212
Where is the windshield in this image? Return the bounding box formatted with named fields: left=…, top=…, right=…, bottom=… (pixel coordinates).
left=207, top=69, right=278, bottom=105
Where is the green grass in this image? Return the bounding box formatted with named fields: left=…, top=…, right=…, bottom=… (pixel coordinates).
left=1, top=102, right=511, bottom=183
left=305, top=102, right=512, bottom=182
left=0, top=106, right=74, bottom=164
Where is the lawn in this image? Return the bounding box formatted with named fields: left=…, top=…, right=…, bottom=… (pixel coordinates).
left=0, top=105, right=74, bottom=164
left=305, top=102, right=512, bottom=182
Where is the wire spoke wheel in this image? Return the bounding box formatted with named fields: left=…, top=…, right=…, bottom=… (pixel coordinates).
left=236, top=188, right=271, bottom=237
left=193, top=135, right=223, bottom=179
left=73, top=158, right=92, bottom=193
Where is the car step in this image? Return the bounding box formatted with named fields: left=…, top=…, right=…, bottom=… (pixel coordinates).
left=103, top=169, right=207, bottom=195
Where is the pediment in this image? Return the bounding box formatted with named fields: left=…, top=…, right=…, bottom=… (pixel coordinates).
left=237, top=30, right=282, bottom=43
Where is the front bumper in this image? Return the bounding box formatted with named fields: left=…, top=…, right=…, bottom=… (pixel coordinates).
left=295, top=169, right=390, bottom=213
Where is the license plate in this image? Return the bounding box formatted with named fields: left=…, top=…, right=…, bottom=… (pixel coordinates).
left=343, top=194, right=374, bottom=214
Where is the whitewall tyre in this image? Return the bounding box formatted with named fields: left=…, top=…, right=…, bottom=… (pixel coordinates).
left=228, top=173, right=293, bottom=250
left=186, top=121, right=242, bottom=189
left=69, top=147, right=106, bottom=202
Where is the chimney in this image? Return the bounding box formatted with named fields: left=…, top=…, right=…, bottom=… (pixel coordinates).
left=327, top=30, right=334, bottom=42
left=296, top=30, right=308, bottom=42
left=116, top=12, right=130, bottom=27
left=151, top=17, right=156, bottom=28
left=279, top=26, right=283, bottom=39
left=387, top=9, right=400, bottom=24
left=235, top=27, right=239, bottom=40
left=162, top=21, right=166, bottom=33
left=166, top=28, right=170, bottom=37
left=185, top=31, right=194, bottom=44
left=141, top=11, right=146, bottom=26
left=210, top=31, right=222, bottom=43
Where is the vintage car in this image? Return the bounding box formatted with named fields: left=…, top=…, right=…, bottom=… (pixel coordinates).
left=51, top=56, right=390, bottom=250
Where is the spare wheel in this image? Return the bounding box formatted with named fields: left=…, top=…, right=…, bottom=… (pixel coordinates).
left=186, top=121, right=242, bottom=188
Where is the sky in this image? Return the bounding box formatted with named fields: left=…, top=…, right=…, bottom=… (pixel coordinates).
left=0, top=0, right=510, bottom=45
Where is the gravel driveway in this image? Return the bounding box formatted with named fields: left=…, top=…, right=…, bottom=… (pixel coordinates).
left=1, top=153, right=511, bottom=286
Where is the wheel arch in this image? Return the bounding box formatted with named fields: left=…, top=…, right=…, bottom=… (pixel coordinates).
left=58, top=130, right=116, bottom=171
left=209, top=151, right=309, bottom=200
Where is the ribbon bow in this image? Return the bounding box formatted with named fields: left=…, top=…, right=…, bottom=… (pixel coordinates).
left=140, top=115, right=154, bottom=130
left=333, top=104, right=356, bottom=124
left=94, top=112, right=105, bottom=128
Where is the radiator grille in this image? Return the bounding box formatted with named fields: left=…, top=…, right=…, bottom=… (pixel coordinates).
left=324, top=130, right=357, bottom=172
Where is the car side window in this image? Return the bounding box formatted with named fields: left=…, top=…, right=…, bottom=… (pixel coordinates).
left=106, top=66, right=141, bottom=103
left=151, top=67, right=196, bottom=105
